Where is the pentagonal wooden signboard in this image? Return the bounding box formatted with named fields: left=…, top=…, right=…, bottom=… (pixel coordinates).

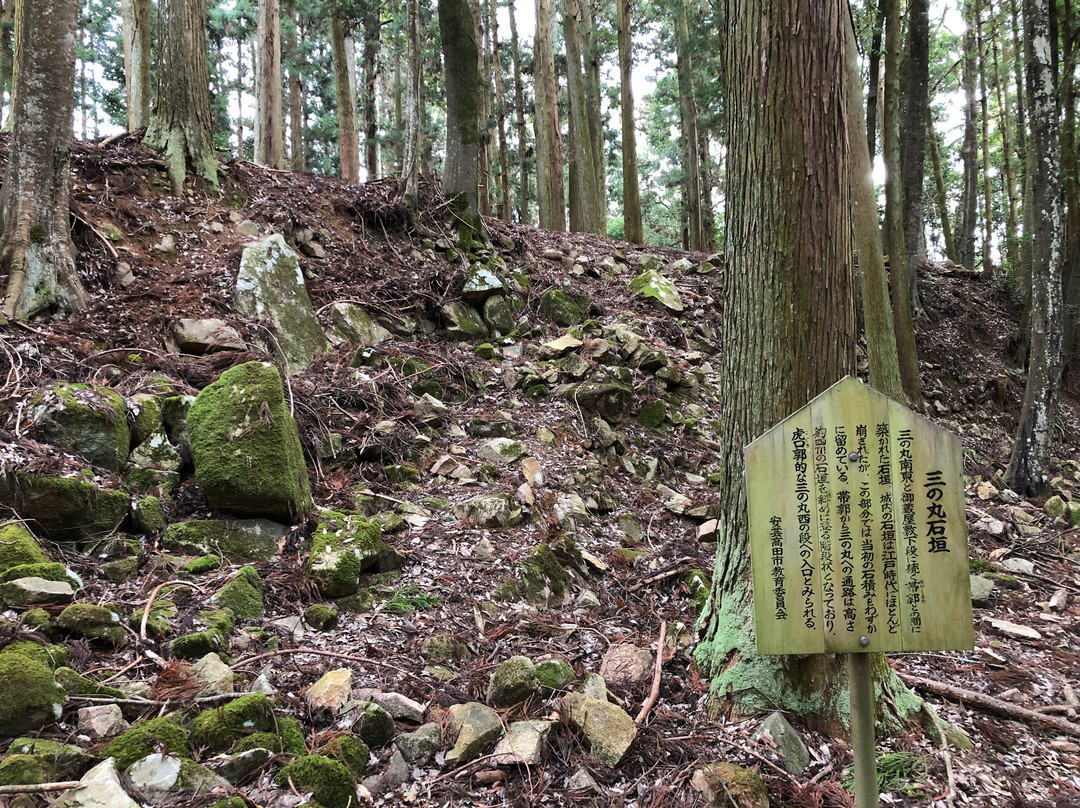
left=746, top=376, right=974, bottom=655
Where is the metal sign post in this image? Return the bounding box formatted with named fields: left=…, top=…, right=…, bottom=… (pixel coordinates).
left=744, top=377, right=974, bottom=806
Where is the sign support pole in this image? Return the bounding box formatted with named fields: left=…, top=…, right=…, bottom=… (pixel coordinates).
left=848, top=651, right=877, bottom=808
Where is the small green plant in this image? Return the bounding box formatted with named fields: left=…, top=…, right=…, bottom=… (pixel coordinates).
left=842, top=751, right=927, bottom=797
left=969, top=558, right=992, bottom=574
left=379, top=586, right=441, bottom=615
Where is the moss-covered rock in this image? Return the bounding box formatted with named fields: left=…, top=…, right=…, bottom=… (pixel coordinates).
left=132, top=495, right=167, bottom=536
left=328, top=302, right=390, bottom=347
left=277, top=716, right=309, bottom=756
left=169, top=609, right=235, bottom=660
left=0, top=561, right=78, bottom=587
left=53, top=667, right=127, bottom=698
left=384, top=464, right=421, bottom=488
left=307, top=510, right=398, bottom=597
left=187, top=361, right=313, bottom=520
left=2, top=738, right=94, bottom=782
left=568, top=381, right=634, bottom=423
left=629, top=269, right=684, bottom=313
left=57, top=604, right=127, bottom=647
left=0, top=654, right=64, bottom=735
left=191, top=693, right=276, bottom=753
left=1, top=473, right=129, bottom=542
left=0, top=640, right=69, bottom=670
left=26, top=383, right=130, bottom=469
left=129, top=393, right=164, bottom=448
left=691, top=762, right=768, bottom=808
left=540, top=289, right=591, bottom=327
left=420, top=633, right=469, bottom=662
left=274, top=755, right=358, bottom=808
left=535, top=659, right=575, bottom=691
left=0, top=523, right=48, bottom=572
left=102, top=556, right=140, bottom=583
left=350, top=701, right=395, bottom=748
left=323, top=734, right=369, bottom=778
left=102, top=716, right=190, bottom=769
left=303, top=604, right=339, bottom=631
left=487, top=656, right=541, bottom=707
left=636, top=400, right=668, bottom=429
left=20, top=608, right=52, bottom=634
left=162, top=518, right=287, bottom=563
left=440, top=301, right=489, bottom=340
left=0, top=753, right=54, bottom=786
left=517, top=543, right=572, bottom=606
left=214, top=566, right=264, bottom=619
left=185, top=555, right=222, bottom=575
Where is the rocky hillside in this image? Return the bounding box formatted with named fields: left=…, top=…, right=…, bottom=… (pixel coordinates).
left=0, top=134, right=1077, bottom=808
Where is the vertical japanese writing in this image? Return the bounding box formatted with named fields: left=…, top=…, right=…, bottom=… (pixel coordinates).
left=898, top=429, right=923, bottom=632
left=770, top=516, right=786, bottom=620
left=836, top=488, right=856, bottom=632
left=925, top=470, right=950, bottom=553
left=876, top=423, right=899, bottom=634
left=834, top=426, right=849, bottom=483
left=855, top=424, right=870, bottom=475
left=858, top=478, right=878, bottom=634
left=814, top=426, right=835, bottom=633
left=792, top=428, right=816, bottom=630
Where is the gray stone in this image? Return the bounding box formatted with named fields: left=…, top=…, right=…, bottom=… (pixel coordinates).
left=348, top=700, right=396, bottom=747
left=970, top=574, right=995, bottom=607
left=206, top=747, right=274, bottom=784
left=1001, top=557, right=1035, bottom=575
left=569, top=381, right=633, bottom=422
left=540, top=334, right=583, bottom=359
left=236, top=219, right=260, bottom=237
left=191, top=653, right=234, bottom=696
left=560, top=693, right=637, bottom=767
left=482, top=295, right=515, bottom=334
left=568, top=767, right=600, bottom=791
left=600, top=643, right=653, bottom=692
left=441, top=301, right=489, bottom=340
left=487, top=656, right=541, bottom=707
left=128, top=431, right=183, bottom=473
left=755, top=711, right=810, bottom=774
left=0, top=576, right=75, bottom=608
left=77, top=704, right=129, bottom=739
left=630, top=269, right=684, bottom=313
left=454, top=494, right=522, bottom=529
left=361, top=749, right=411, bottom=799
left=393, top=722, right=441, bottom=766
left=462, top=265, right=506, bottom=303
left=236, top=235, right=328, bottom=371
left=171, top=318, right=245, bottom=354
left=26, top=383, right=130, bottom=470
left=579, top=673, right=607, bottom=701
left=1044, top=495, right=1067, bottom=518
left=128, top=753, right=228, bottom=797
left=48, top=759, right=140, bottom=808
left=162, top=518, right=289, bottom=563
left=477, top=437, right=526, bottom=465
left=445, top=702, right=503, bottom=767
left=329, top=303, right=391, bottom=346
left=491, top=720, right=556, bottom=766
left=298, top=240, right=326, bottom=259
left=356, top=690, right=426, bottom=723
left=306, top=669, right=353, bottom=712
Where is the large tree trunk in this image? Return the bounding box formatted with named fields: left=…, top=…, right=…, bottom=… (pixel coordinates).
left=1, top=0, right=86, bottom=321
left=121, top=0, right=152, bottom=130
left=489, top=0, right=511, bottom=221
left=285, top=8, right=305, bottom=172
left=957, top=0, right=980, bottom=270
left=901, top=0, right=928, bottom=306
left=255, top=0, right=285, bottom=168
left=564, top=0, right=603, bottom=235
left=992, top=10, right=1019, bottom=271
left=144, top=0, right=218, bottom=195
left=675, top=5, right=704, bottom=251
left=884, top=0, right=923, bottom=404
left=330, top=4, right=359, bottom=182
left=617, top=0, right=642, bottom=243
left=694, top=0, right=920, bottom=731
left=236, top=37, right=245, bottom=159
left=0, top=0, right=12, bottom=125
left=580, top=0, right=605, bottom=218
left=866, top=0, right=885, bottom=159
left=534, top=0, right=565, bottom=231
left=362, top=4, right=381, bottom=179
left=404, top=0, right=421, bottom=210
left=508, top=0, right=530, bottom=224
left=474, top=0, right=491, bottom=216
left=929, top=116, right=959, bottom=263
left=845, top=12, right=904, bottom=404
left=1006, top=0, right=1064, bottom=496
left=977, top=0, right=994, bottom=275
left=438, top=0, right=482, bottom=242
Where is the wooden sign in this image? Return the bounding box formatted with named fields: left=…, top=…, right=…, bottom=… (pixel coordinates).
left=746, top=377, right=974, bottom=654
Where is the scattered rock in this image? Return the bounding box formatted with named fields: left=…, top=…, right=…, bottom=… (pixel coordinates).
left=754, top=712, right=810, bottom=774
left=355, top=690, right=426, bottom=723
left=454, top=494, right=523, bottom=529
left=691, top=762, right=769, bottom=808
left=306, top=669, right=353, bottom=712
left=328, top=302, right=390, bottom=346
left=441, top=300, right=489, bottom=340
left=559, top=693, right=637, bottom=767
left=630, top=269, right=684, bottom=313
left=445, top=702, right=503, bottom=767
left=600, top=643, right=654, bottom=692
left=48, top=758, right=140, bottom=808
left=491, top=720, right=556, bottom=766
left=172, top=318, right=246, bottom=354
left=477, top=437, right=526, bottom=464
left=970, top=575, right=995, bottom=607
left=487, top=656, right=542, bottom=707
left=394, top=723, right=441, bottom=766
left=0, top=654, right=63, bottom=736
left=25, top=382, right=130, bottom=470
left=77, top=704, right=129, bottom=739
left=986, top=618, right=1042, bottom=640
left=0, top=576, right=75, bottom=609
left=162, top=518, right=287, bottom=563
left=191, top=653, right=235, bottom=696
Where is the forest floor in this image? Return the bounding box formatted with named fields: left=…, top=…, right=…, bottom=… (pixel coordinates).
left=0, top=132, right=1079, bottom=808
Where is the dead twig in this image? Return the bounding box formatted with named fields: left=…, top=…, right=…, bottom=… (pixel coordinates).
left=635, top=621, right=667, bottom=724
left=924, top=703, right=957, bottom=808
left=141, top=579, right=204, bottom=641
left=229, top=647, right=429, bottom=686
left=0, top=782, right=83, bottom=795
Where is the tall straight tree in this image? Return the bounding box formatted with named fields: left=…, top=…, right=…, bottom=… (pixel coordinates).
left=1, top=0, right=86, bottom=320
left=284, top=5, right=306, bottom=171
left=145, top=0, right=218, bottom=194
left=579, top=0, right=605, bottom=217
left=489, top=0, right=511, bottom=220
left=362, top=0, right=381, bottom=178
left=617, top=0, right=642, bottom=243
left=121, top=0, right=152, bottom=129
left=438, top=0, right=482, bottom=241
left=957, top=0, right=980, bottom=270
left=403, top=0, right=421, bottom=210
left=535, top=0, right=565, bottom=231
left=1006, top=0, right=1064, bottom=496
left=694, top=0, right=919, bottom=728
left=901, top=0, right=928, bottom=305
left=564, top=0, right=603, bottom=234
left=976, top=0, right=994, bottom=275
left=507, top=0, right=530, bottom=224
left=330, top=1, right=360, bottom=182
left=674, top=3, right=704, bottom=251
left=255, top=0, right=285, bottom=168
left=0, top=0, right=12, bottom=123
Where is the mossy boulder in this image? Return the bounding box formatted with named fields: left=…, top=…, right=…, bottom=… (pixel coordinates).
left=187, top=361, right=312, bottom=521
left=168, top=609, right=235, bottom=660
left=0, top=739, right=93, bottom=785
left=307, top=510, right=398, bottom=597
left=461, top=264, right=506, bottom=304
left=26, top=383, right=130, bottom=469
left=487, top=656, right=541, bottom=707
left=0, top=474, right=129, bottom=543
left=214, top=566, right=264, bottom=619
left=691, top=762, right=769, bottom=808
left=304, top=604, right=339, bottom=631
left=569, top=381, right=634, bottom=423
left=440, top=300, right=489, bottom=340
left=54, top=667, right=126, bottom=698
left=191, top=693, right=277, bottom=752
left=185, top=555, right=222, bottom=575
left=129, top=393, right=164, bottom=448
left=102, top=717, right=190, bottom=769
left=0, top=640, right=68, bottom=670
left=636, top=400, right=668, bottom=429
left=540, top=289, right=591, bottom=327
left=0, top=753, right=55, bottom=785
left=517, top=543, right=572, bottom=606
left=0, top=523, right=48, bottom=572
left=323, top=734, right=369, bottom=778
left=57, top=604, right=127, bottom=647
left=420, top=633, right=469, bottom=662
left=0, top=654, right=64, bottom=736
left=0, top=576, right=75, bottom=608
left=482, top=295, right=516, bottom=334
left=274, top=755, right=358, bottom=808
left=163, top=518, right=287, bottom=563
left=535, top=659, right=575, bottom=691
left=630, top=269, right=684, bottom=313
left=133, top=495, right=167, bottom=535
left=350, top=701, right=395, bottom=748
left=328, top=302, right=390, bottom=346
left=0, top=562, right=79, bottom=587
left=236, top=235, right=329, bottom=371
left=102, top=556, right=140, bottom=583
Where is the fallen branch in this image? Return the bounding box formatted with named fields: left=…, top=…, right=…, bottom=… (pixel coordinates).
left=635, top=621, right=667, bottom=724
left=924, top=703, right=957, bottom=808
left=141, top=579, right=204, bottom=641
left=899, top=673, right=1080, bottom=737
left=229, top=647, right=428, bottom=686
left=0, top=781, right=82, bottom=795
left=628, top=557, right=700, bottom=592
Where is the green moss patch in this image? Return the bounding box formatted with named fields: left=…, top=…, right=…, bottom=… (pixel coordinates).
left=26, top=382, right=130, bottom=469
left=191, top=693, right=277, bottom=752
left=3, top=474, right=129, bottom=542
left=275, top=754, right=358, bottom=808
left=0, top=523, right=48, bottom=572
left=0, top=562, right=78, bottom=587
left=162, top=518, right=285, bottom=563
left=0, top=640, right=68, bottom=670
left=0, top=655, right=63, bottom=736
left=307, top=511, right=394, bottom=597
left=323, top=733, right=369, bottom=778
left=54, top=666, right=126, bottom=698
left=103, top=716, right=190, bottom=769
left=169, top=609, right=235, bottom=660
left=215, top=566, right=265, bottom=619
left=57, top=603, right=127, bottom=647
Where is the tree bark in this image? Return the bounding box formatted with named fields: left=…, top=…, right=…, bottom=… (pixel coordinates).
left=929, top=115, right=959, bottom=263
left=144, top=0, right=218, bottom=195
left=564, top=0, right=603, bottom=235
left=846, top=11, right=905, bottom=403
left=474, top=0, right=491, bottom=216
left=992, top=8, right=1019, bottom=271
left=255, top=0, right=285, bottom=168
left=901, top=0, right=929, bottom=303
left=580, top=0, right=605, bottom=218
left=508, top=0, right=531, bottom=224
left=285, top=7, right=305, bottom=172
left=884, top=0, right=923, bottom=404
left=1, top=0, right=86, bottom=321
left=0, top=0, right=12, bottom=125
left=977, top=0, right=994, bottom=275
left=438, top=0, right=483, bottom=241
left=957, top=0, right=980, bottom=270
left=1006, top=0, right=1064, bottom=497
left=362, top=3, right=381, bottom=179
left=535, top=0, right=565, bottom=231
left=330, top=3, right=359, bottom=182
left=694, top=0, right=921, bottom=732
left=617, top=0, right=642, bottom=243
left=866, top=0, right=885, bottom=159
left=675, top=4, right=704, bottom=251
left=404, top=0, right=421, bottom=210
left=489, top=0, right=511, bottom=220
left=121, top=0, right=151, bottom=130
